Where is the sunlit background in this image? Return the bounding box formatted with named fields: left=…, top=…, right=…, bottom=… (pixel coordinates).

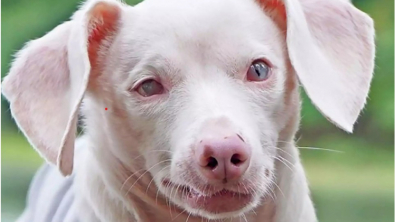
left=2, top=0, right=394, bottom=221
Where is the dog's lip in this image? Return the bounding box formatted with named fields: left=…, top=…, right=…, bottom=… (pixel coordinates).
left=162, top=179, right=253, bottom=213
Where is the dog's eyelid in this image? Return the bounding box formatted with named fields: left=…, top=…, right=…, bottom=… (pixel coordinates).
left=251, top=56, right=276, bottom=69
left=131, top=76, right=159, bottom=90
left=126, top=60, right=174, bottom=91
left=125, top=66, right=159, bottom=89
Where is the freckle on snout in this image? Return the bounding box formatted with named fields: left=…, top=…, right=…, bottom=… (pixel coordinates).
left=237, top=134, right=245, bottom=142
left=265, top=169, right=270, bottom=177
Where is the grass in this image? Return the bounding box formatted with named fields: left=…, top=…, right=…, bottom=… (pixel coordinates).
left=1, top=132, right=394, bottom=222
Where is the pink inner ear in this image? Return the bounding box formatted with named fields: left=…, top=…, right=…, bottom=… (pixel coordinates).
left=87, top=2, right=120, bottom=68
left=258, top=0, right=287, bottom=21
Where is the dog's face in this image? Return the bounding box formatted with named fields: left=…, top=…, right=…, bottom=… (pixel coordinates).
left=110, top=0, right=288, bottom=217
left=2, top=0, right=375, bottom=220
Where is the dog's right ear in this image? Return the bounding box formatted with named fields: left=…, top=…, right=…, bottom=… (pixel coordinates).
left=257, top=0, right=375, bottom=133
left=2, top=0, right=124, bottom=176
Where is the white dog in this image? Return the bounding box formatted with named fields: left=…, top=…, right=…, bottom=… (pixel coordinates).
left=2, top=0, right=375, bottom=221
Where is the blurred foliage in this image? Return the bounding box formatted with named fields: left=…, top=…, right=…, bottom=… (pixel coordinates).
left=1, top=0, right=394, bottom=221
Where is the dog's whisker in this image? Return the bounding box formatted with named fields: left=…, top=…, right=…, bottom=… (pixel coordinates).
left=240, top=213, right=248, bottom=222
left=251, top=208, right=258, bottom=216
left=272, top=146, right=297, bottom=161
left=274, top=156, right=295, bottom=173
left=297, top=146, right=344, bottom=153
left=172, top=208, right=188, bottom=221
left=125, top=159, right=171, bottom=197
left=129, top=150, right=175, bottom=164
left=277, top=140, right=343, bottom=153
left=173, top=183, right=181, bottom=200
left=276, top=140, right=296, bottom=145
left=243, top=176, right=259, bottom=199
left=267, top=182, right=277, bottom=201
left=185, top=212, right=192, bottom=222
left=271, top=179, right=285, bottom=199
left=168, top=179, right=178, bottom=217
left=121, top=168, right=146, bottom=192
left=145, top=165, right=170, bottom=195
left=277, top=155, right=296, bottom=168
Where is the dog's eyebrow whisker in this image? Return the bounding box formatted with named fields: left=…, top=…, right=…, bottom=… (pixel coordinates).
left=297, top=147, right=344, bottom=153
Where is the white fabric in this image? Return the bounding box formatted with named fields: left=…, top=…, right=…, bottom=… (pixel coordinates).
left=17, top=164, right=78, bottom=222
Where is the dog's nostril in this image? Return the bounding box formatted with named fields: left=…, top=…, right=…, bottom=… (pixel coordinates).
left=230, top=154, right=243, bottom=166
left=206, top=157, right=218, bottom=169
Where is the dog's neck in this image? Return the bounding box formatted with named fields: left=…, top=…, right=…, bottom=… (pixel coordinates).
left=75, top=86, right=314, bottom=222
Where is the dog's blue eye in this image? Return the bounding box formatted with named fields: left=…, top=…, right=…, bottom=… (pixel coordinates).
left=136, top=79, right=164, bottom=97
left=247, top=60, right=271, bottom=81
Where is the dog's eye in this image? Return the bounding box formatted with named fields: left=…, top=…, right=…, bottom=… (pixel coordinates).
left=135, top=79, right=164, bottom=97
left=247, top=60, right=271, bottom=81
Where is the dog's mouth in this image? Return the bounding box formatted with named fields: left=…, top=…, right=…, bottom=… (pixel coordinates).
left=162, top=179, right=254, bottom=213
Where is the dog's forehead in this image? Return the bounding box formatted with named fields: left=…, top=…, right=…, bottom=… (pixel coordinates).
left=117, top=0, right=284, bottom=77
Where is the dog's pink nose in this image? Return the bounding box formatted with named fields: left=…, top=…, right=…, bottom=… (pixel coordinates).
left=196, top=134, right=251, bottom=182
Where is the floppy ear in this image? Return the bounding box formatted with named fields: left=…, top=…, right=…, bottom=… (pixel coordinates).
left=259, top=0, right=375, bottom=132
left=1, top=0, right=123, bottom=175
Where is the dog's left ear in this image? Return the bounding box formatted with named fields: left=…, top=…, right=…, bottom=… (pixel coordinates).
left=2, top=0, right=123, bottom=175
left=258, top=0, right=375, bottom=132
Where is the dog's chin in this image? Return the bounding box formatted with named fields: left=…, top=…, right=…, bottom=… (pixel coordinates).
left=182, top=199, right=260, bottom=220
left=159, top=180, right=264, bottom=220
left=181, top=194, right=261, bottom=220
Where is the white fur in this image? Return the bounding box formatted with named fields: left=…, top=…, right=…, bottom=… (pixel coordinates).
left=3, top=0, right=375, bottom=221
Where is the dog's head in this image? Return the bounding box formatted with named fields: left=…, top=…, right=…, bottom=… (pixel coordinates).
left=2, top=0, right=375, bottom=219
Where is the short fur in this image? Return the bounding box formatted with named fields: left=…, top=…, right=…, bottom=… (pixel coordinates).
left=2, top=0, right=375, bottom=221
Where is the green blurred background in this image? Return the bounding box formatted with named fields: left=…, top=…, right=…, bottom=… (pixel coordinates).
left=1, top=0, right=394, bottom=221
